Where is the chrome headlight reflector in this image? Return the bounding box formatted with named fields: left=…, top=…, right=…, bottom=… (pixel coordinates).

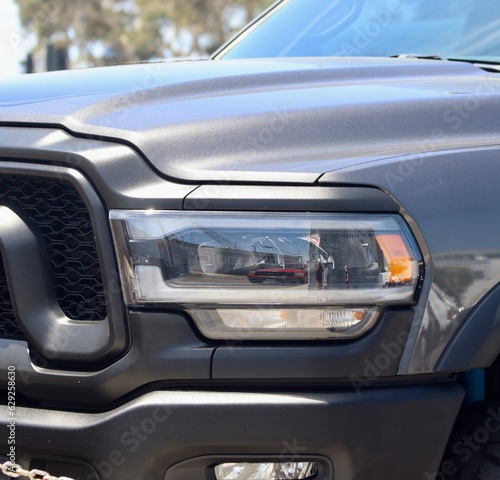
left=110, top=211, right=421, bottom=340
left=214, top=461, right=318, bottom=480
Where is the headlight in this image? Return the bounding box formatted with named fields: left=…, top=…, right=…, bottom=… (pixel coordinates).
left=110, top=211, right=421, bottom=340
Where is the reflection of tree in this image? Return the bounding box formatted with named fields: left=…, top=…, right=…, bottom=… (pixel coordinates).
left=16, top=0, right=136, bottom=66
left=15, top=0, right=274, bottom=67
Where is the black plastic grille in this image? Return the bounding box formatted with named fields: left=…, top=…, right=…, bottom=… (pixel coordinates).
left=0, top=253, right=24, bottom=339
left=0, top=175, right=107, bottom=339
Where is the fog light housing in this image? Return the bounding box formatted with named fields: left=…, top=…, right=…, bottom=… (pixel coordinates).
left=191, top=307, right=378, bottom=340
left=214, top=462, right=318, bottom=480
left=110, top=211, right=421, bottom=340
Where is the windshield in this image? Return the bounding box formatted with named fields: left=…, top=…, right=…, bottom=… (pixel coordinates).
left=218, top=0, right=500, bottom=63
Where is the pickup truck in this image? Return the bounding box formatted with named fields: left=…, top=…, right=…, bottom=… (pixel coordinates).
left=1, top=0, right=500, bottom=479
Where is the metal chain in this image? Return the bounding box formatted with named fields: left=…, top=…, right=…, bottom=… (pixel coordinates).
left=1, top=461, right=75, bottom=480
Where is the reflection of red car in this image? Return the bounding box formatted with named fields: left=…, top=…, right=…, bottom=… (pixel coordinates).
left=248, top=265, right=308, bottom=284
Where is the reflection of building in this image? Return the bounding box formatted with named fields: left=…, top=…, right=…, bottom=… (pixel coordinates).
left=136, top=225, right=412, bottom=293
left=159, top=229, right=309, bottom=277
left=197, top=228, right=255, bottom=274
left=418, top=251, right=500, bottom=373
left=434, top=252, right=491, bottom=280
left=157, top=229, right=251, bottom=277
left=432, top=251, right=500, bottom=306
left=158, top=236, right=200, bottom=276
left=198, top=245, right=254, bottom=275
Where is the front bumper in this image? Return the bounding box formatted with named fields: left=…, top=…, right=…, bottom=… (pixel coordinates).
left=1, top=382, right=463, bottom=480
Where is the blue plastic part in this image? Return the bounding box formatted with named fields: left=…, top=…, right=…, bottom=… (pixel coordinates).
left=462, top=369, right=486, bottom=405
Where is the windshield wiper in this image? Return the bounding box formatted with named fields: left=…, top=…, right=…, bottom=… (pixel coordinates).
left=390, top=54, right=447, bottom=61
left=446, top=57, right=500, bottom=72
left=390, top=54, right=500, bottom=72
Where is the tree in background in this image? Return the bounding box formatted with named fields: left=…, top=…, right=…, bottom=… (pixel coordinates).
left=14, top=0, right=273, bottom=69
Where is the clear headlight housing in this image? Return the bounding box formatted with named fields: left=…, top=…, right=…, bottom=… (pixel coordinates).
left=110, top=211, right=421, bottom=340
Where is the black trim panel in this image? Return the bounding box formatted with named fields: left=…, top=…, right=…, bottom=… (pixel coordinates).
left=0, top=383, right=464, bottom=480
left=436, top=282, right=500, bottom=372
left=185, top=185, right=400, bottom=212
left=213, top=310, right=413, bottom=379
left=0, top=127, right=197, bottom=210
left=0, top=312, right=212, bottom=406
left=0, top=206, right=113, bottom=361
left=0, top=162, right=127, bottom=365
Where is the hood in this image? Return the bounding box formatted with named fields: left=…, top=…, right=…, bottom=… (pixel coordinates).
left=1, top=57, right=500, bottom=183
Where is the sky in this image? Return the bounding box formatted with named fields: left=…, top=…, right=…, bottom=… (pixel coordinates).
left=0, top=0, right=25, bottom=75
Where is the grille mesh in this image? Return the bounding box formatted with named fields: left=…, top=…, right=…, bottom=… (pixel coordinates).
left=0, top=254, right=24, bottom=339
left=0, top=175, right=107, bottom=339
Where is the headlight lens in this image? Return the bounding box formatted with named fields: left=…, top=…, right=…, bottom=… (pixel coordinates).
left=110, top=211, right=421, bottom=340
